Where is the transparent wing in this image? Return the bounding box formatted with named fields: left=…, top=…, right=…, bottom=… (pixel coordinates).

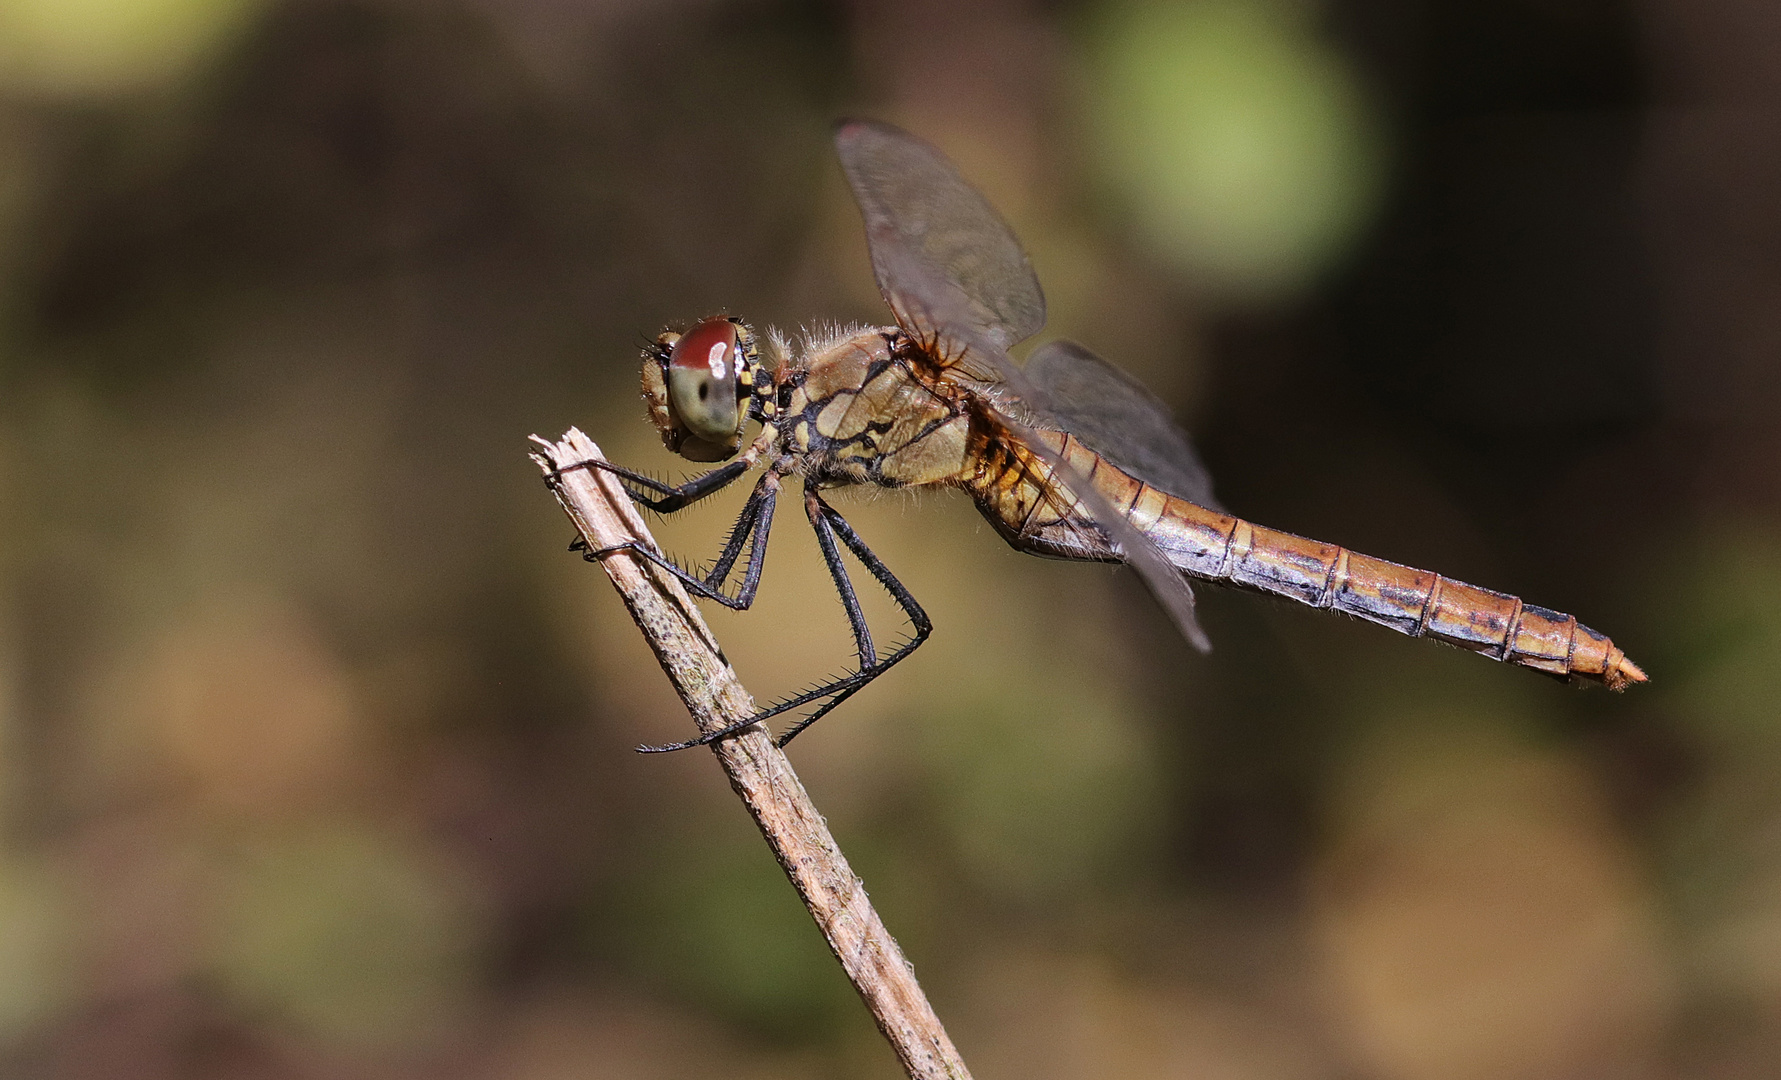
left=855, top=204, right=1212, bottom=652
left=835, top=120, right=1046, bottom=364
left=1027, top=340, right=1220, bottom=510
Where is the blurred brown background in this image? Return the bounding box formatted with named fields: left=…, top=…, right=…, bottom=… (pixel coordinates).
left=0, top=0, right=1772, bottom=1076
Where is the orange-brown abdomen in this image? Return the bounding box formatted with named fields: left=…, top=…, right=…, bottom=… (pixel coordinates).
left=1151, top=505, right=1644, bottom=689
left=967, top=431, right=1646, bottom=690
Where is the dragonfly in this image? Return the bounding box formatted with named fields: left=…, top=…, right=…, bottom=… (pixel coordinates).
left=562, top=119, right=1646, bottom=753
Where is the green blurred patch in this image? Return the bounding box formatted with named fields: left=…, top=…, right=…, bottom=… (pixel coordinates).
left=1082, top=0, right=1383, bottom=302
left=1665, top=531, right=1781, bottom=743
left=204, top=822, right=480, bottom=1048
left=917, top=690, right=1166, bottom=901
left=0, top=855, right=77, bottom=1042
left=0, top=0, right=264, bottom=95
left=1656, top=531, right=1781, bottom=943
left=596, top=828, right=860, bottom=1042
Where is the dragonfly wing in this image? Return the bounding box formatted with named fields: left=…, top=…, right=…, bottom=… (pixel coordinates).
left=993, top=383, right=1214, bottom=653
left=835, top=120, right=1046, bottom=360
left=1027, top=340, right=1220, bottom=510
left=855, top=214, right=1212, bottom=652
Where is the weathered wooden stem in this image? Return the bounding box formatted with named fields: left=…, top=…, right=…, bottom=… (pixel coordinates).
left=531, top=428, right=972, bottom=1080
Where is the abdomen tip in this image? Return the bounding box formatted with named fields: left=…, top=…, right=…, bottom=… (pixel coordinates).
left=1608, top=652, right=1649, bottom=690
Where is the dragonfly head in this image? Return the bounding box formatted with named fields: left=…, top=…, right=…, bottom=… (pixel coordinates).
left=641, top=316, right=762, bottom=462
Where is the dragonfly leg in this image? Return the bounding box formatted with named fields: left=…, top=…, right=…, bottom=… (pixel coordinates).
left=636, top=488, right=931, bottom=754
left=808, top=488, right=878, bottom=670
left=586, top=473, right=779, bottom=611
left=768, top=491, right=932, bottom=746
left=555, top=457, right=750, bottom=513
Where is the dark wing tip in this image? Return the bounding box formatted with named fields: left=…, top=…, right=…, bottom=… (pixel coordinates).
left=833, top=117, right=884, bottom=144
left=834, top=117, right=922, bottom=152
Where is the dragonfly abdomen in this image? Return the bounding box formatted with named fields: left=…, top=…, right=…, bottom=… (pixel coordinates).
left=1146, top=502, right=1646, bottom=690
left=968, top=431, right=1644, bottom=690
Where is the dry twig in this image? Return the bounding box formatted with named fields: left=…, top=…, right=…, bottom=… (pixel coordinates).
left=530, top=428, right=972, bottom=1080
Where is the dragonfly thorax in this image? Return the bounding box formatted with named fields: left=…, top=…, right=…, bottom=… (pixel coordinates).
left=641, top=316, right=767, bottom=462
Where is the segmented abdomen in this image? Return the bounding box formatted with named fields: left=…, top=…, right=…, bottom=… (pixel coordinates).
left=968, top=431, right=1646, bottom=690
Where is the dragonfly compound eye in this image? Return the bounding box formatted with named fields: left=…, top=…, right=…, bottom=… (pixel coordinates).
left=662, top=317, right=745, bottom=460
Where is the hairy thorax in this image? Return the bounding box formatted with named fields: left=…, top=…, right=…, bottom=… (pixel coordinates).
left=779, top=329, right=974, bottom=490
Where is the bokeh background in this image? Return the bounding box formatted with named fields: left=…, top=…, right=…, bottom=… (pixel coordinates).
left=0, top=0, right=1772, bottom=1076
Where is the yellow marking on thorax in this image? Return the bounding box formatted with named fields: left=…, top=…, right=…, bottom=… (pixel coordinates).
left=854, top=364, right=910, bottom=417
left=815, top=393, right=855, bottom=439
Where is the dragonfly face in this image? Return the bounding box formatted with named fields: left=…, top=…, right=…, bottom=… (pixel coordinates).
left=641, top=316, right=766, bottom=462
left=577, top=119, right=1644, bottom=755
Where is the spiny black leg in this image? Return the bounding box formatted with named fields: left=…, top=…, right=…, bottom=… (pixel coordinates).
left=636, top=489, right=931, bottom=754
left=770, top=494, right=931, bottom=747
left=589, top=474, right=779, bottom=610
left=702, top=478, right=778, bottom=593
left=553, top=457, right=750, bottom=513
left=805, top=488, right=877, bottom=670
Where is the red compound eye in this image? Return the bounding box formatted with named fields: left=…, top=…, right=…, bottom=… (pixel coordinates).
left=664, top=318, right=743, bottom=454
left=670, top=318, right=740, bottom=382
